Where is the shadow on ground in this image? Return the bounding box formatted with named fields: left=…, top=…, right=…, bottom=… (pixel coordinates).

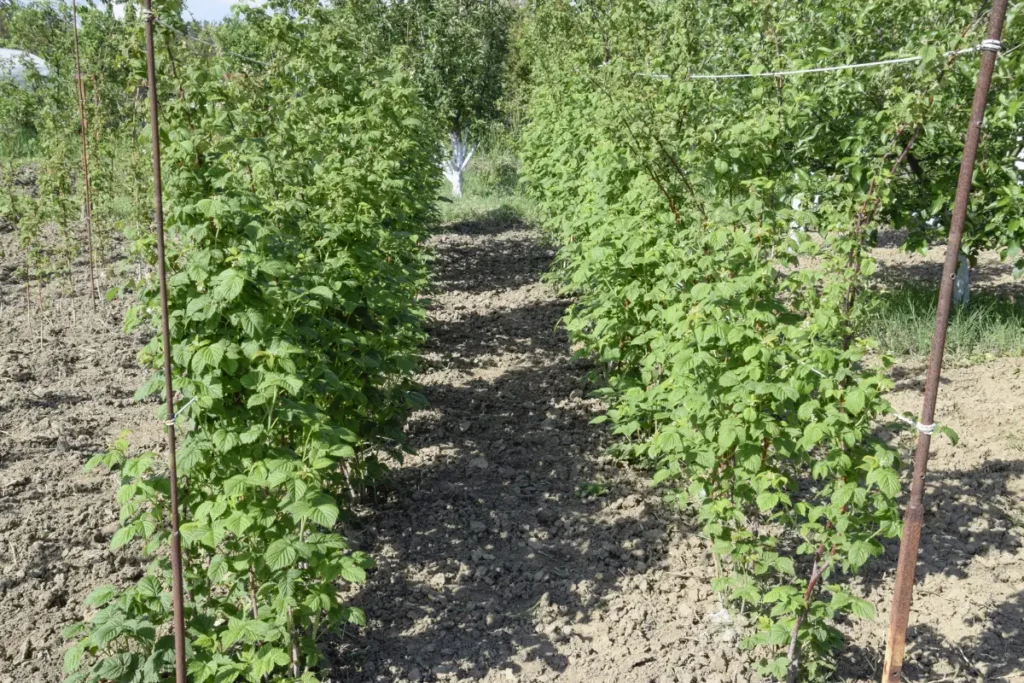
left=328, top=209, right=731, bottom=683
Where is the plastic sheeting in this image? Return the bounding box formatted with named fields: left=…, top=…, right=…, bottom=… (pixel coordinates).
left=0, top=48, right=50, bottom=86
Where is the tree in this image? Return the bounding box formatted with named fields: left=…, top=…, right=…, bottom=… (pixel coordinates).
left=389, top=0, right=515, bottom=198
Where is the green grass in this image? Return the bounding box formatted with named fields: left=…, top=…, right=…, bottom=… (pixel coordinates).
left=0, top=129, right=40, bottom=164
left=866, top=284, right=1024, bottom=359
left=437, top=148, right=541, bottom=226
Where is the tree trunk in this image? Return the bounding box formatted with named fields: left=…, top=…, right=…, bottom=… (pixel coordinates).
left=953, top=250, right=970, bottom=307
left=442, top=130, right=476, bottom=199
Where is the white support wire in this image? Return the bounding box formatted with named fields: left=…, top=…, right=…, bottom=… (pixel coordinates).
left=164, top=395, right=198, bottom=426
left=617, top=41, right=1014, bottom=83
left=892, top=413, right=935, bottom=436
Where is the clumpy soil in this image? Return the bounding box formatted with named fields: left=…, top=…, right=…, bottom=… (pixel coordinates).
left=838, top=357, right=1024, bottom=683
left=1, top=209, right=1023, bottom=683
left=331, top=213, right=741, bottom=683
left=0, top=229, right=160, bottom=682
left=333, top=216, right=1024, bottom=683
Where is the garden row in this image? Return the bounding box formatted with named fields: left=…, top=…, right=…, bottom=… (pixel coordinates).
left=518, top=0, right=1023, bottom=679
left=60, top=3, right=443, bottom=682
left=0, top=0, right=524, bottom=679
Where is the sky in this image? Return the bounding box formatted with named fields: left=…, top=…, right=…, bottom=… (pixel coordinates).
left=180, top=0, right=243, bottom=22
left=111, top=0, right=242, bottom=22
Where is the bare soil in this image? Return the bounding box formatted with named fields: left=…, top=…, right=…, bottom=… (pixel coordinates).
left=1, top=211, right=1022, bottom=683
left=0, top=237, right=160, bottom=680
left=331, top=214, right=738, bottom=683
left=875, top=229, right=1024, bottom=296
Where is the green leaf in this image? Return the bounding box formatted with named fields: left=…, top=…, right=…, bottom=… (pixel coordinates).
left=308, top=285, right=333, bottom=300
left=936, top=424, right=959, bottom=446
left=84, top=585, right=117, bottom=606
left=797, top=400, right=818, bottom=421
left=756, top=491, right=780, bottom=512
left=212, top=268, right=246, bottom=301
left=346, top=607, right=367, bottom=625
left=844, top=387, right=866, bottom=414
left=774, top=556, right=795, bottom=575
left=63, top=642, right=86, bottom=673
left=848, top=540, right=873, bottom=569
left=867, top=466, right=900, bottom=497
left=851, top=597, right=876, bottom=620
left=340, top=563, right=367, bottom=583
left=264, top=539, right=298, bottom=570
left=192, top=343, right=225, bottom=373
left=110, top=526, right=137, bottom=550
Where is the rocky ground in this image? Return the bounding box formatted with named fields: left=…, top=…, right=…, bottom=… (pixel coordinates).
left=330, top=211, right=741, bottom=683
left=0, top=228, right=159, bottom=681
left=1, top=207, right=1022, bottom=682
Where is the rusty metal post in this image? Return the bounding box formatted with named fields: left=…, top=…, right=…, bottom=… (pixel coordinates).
left=881, top=2, right=1008, bottom=680
left=70, top=0, right=97, bottom=307
left=142, top=2, right=188, bottom=681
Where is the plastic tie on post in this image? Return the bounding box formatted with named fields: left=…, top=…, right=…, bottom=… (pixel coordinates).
left=894, top=414, right=935, bottom=435
left=979, top=39, right=1002, bottom=52
left=164, top=396, right=198, bottom=427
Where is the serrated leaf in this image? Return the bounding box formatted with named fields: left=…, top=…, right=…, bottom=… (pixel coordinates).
left=84, top=585, right=117, bottom=606
left=213, top=268, right=246, bottom=301
left=346, top=606, right=367, bottom=625
left=756, top=491, right=780, bottom=512
left=110, top=525, right=137, bottom=550
left=848, top=540, right=873, bottom=569
left=264, top=539, right=297, bottom=570
left=193, top=342, right=226, bottom=374
left=844, top=387, right=866, bottom=414
left=867, top=466, right=900, bottom=497
left=851, top=597, right=876, bottom=620
left=340, top=563, right=367, bottom=583
left=307, top=494, right=339, bottom=527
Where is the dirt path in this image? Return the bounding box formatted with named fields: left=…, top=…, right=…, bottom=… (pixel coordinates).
left=0, top=239, right=158, bottom=681
left=2, top=209, right=1023, bottom=683
left=332, top=212, right=739, bottom=683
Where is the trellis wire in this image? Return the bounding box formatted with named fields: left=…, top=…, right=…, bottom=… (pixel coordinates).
left=612, top=41, right=1015, bottom=82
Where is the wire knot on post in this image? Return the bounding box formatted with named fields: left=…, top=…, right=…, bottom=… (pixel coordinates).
left=894, top=414, right=935, bottom=435
left=140, top=8, right=156, bottom=22
left=164, top=396, right=198, bottom=427
left=979, top=39, right=1002, bottom=52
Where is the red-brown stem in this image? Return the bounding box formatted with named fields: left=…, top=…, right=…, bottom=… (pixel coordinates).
left=785, top=544, right=837, bottom=683
left=143, top=3, right=188, bottom=681
left=70, top=0, right=97, bottom=308
left=882, top=2, right=1008, bottom=680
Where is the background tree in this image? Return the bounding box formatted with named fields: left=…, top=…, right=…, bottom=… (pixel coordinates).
left=387, top=0, right=515, bottom=198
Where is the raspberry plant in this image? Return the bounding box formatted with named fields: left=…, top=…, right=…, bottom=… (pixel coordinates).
left=519, top=0, right=1019, bottom=678
left=63, top=2, right=439, bottom=681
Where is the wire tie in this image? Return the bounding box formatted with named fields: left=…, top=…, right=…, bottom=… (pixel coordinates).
left=165, top=396, right=198, bottom=426
left=140, top=8, right=156, bottom=21
left=796, top=359, right=826, bottom=377
left=979, top=39, right=1002, bottom=52
left=894, top=414, right=935, bottom=435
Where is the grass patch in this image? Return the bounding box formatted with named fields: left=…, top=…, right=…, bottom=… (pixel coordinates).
left=867, top=284, right=1024, bottom=359
left=0, top=129, right=40, bottom=164
left=437, top=148, right=541, bottom=225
